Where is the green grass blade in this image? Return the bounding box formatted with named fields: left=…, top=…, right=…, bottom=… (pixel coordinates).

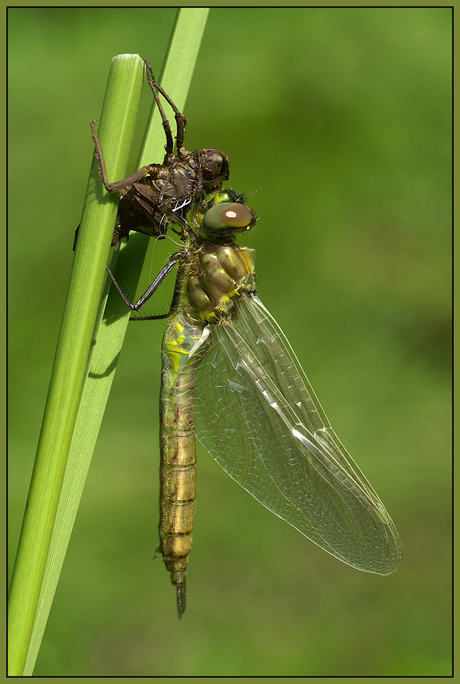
left=9, top=8, right=209, bottom=676
left=8, top=54, right=145, bottom=676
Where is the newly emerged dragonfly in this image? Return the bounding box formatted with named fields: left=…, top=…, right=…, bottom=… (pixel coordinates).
left=107, top=188, right=403, bottom=619
left=91, top=60, right=229, bottom=249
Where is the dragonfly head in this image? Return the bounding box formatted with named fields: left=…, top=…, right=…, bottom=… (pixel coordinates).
left=195, top=189, right=258, bottom=244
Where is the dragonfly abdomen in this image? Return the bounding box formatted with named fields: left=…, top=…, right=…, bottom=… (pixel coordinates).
left=159, top=311, right=205, bottom=618
left=158, top=422, right=195, bottom=619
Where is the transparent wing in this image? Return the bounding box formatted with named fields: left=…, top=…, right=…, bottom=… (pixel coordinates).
left=182, top=295, right=402, bottom=574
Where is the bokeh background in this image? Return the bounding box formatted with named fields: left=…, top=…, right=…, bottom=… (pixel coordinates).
left=8, top=7, right=451, bottom=677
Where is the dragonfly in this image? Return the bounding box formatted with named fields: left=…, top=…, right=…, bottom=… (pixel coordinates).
left=106, top=187, right=403, bottom=619
left=90, top=60, right=230, bottom=249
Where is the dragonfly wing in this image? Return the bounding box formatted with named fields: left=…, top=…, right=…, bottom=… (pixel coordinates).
left=183, top=295, right=402, bottom=574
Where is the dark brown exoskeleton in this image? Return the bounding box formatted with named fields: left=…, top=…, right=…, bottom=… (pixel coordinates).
left=90, top=60, right=230, bottom=249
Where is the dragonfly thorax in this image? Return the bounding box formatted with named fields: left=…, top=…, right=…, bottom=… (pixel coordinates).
left=186, top=244, right=256, bottom=322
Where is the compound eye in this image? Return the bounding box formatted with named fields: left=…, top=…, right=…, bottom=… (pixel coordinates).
left=202, top=202, right=253, bottom=233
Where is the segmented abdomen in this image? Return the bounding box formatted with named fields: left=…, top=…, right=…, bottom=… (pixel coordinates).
left=159, top=310, right=205, bottom=618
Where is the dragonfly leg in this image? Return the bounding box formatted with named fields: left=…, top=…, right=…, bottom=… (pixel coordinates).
left=90, top=120, right=152, bottom=193
left=144, top=60, right=187, bottom=152
left=106, top=250, right=182, bottom=313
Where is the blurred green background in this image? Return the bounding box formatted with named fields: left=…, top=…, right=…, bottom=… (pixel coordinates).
left=8, top=7, right=451, bottom=677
